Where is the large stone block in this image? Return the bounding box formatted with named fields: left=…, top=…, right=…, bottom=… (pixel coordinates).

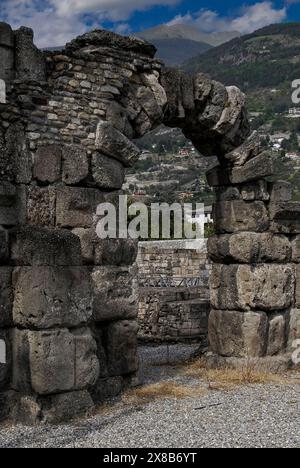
left=5, top=123, right=32, bottom=184
left=10, top=226, right=82, bottom=266
left=62, top=145, right=89, bottom=185
left=225, top=131, right=263, bottom=166
left=0, top=22, right=14, bottom=83
left=13, top=267, right=92, bottom=329
left=267, top=314, right=286, bottom=356
left=94, top=239, right=138, bottom=266
left=208, top=232, right=291, bottom=264
left=95, top=121, right=141, bottom=167
left=210, top=264, right=295, bottom=312
left=33, top=145, right=61, bottom=183
left=40, top=390, right=94, bottom=424
left=0, top=267, right=13, bottom=327
left=91, top=266, right=137, bottom=322
left=215, top=180, right=269, bottom=202
left=92, top=376, right=125, bottom=404
left=213, top=200, right=269, bottom=233
left=287, top=309, right=300, bottom=351
left=15, top=27, right=46, bottom=81
left=91, top=152, right=125, bottom=190
left=208, top=309, right=268, bottom=357
left=27, top=186, right=56, bottom=226
left=269, top=180, right=292, bottom=204
left=105, top=320, right=139, bottom=376
left=12, top=328, right=99, bottom=395
left=230, top=151, right=273, bottom=184
left=56, top=187, right=109, bottom=228
left=270, top=201, right=300, bottom=234
left=291, top=235, right=300, bottom=263
left=0, top=229, right=9, bottom=263
left=12, top=328, right=75, bottom=395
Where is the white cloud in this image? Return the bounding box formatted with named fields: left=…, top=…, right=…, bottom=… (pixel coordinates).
left=168, top=1, right=287, bottom=34
left=0, top=0, right=180, bottom=47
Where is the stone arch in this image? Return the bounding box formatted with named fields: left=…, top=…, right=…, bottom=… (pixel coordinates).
left=0, top=25, right=299, bottom=424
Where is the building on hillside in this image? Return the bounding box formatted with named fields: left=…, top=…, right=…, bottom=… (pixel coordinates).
left=288, top=107, right=300, bottom=118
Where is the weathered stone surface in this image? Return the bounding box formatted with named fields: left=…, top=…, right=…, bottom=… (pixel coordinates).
left=206, top=165, right=231, bottom=187
left=73, top=328, right=99, bottom=390
left=10, top=226, right=82, bottom=266
left=72, top=228, right=95, bottom=264
left=269, top=180, right=292, bottom=204
left=230, top=152, right=274, bottom=184
left=27, top=186, right=56, bottom=226
left=95, top=122, right=141, bottom=167
left=295, top=265, right=300, bottom=307
left=12, top=328, right=75, bottom=394
left=209, top=309, right=268, bottom=357
left=66, top=28, right=157, bottom=57
left=208, top=233, right=291, bottom=264
left=12, top=267, right=92, bottom=329
left=12, top=328, right=98, bottom=395
left=0, top=329, right=11, bottom=390
left=142, top=73, right=168, bottom=108
left=287, top=309, right=300, bottom=351
left=106, top=320, right=139, bottom=376
left=6, top=123, right=32, bottom=184
left=291, top=235, right=300, bottom=263
left=94, top=239, right=138, bottom=266
left=270, top=201, right=300, bottom=234
left=62, top=145, right=89, bottom=185
left=225, top=131, right=263, bottom=166
left=213, top=200, right=269, bottom=233
left=215, top=180, right=269, bottom=202
left=92, top=266, right=137, bottom=322
left=0, top=267, right=13, bottom=327
left=92, top=376, right=125, bottom=404
left=0, top=229, right=9, bottom=263
left=41, top=390, right=94, bottom=424
left=267, top=314, right=286, bottom=356
left=33, top=145, right=61, bottom=183
left=91, top=152, right=125, bottom=190
left=210, top=264, right=295, bottom=311
left=15, top=27, right=46, bottom=81
left=0, top=22, right=14, bottom=83
left=214, top=86, right=246, bottom=137
left=56, top=187, right=110, bottom=228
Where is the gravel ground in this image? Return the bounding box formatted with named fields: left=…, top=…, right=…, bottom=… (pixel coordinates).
left=0, top=345, right=299, bottom=449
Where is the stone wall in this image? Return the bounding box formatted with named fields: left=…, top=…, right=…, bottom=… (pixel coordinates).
left=0, top=20, right=299, bottom=424
left=136, top=241, right=210, bottom=343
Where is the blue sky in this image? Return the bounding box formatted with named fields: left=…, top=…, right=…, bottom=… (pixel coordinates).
left=0, top=1, right=300, bottom=47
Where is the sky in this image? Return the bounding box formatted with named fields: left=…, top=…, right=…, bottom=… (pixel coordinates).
left=0, top=0, right=300, bottom=48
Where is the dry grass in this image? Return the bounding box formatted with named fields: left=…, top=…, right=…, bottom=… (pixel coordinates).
left=181, top=358, right=289, bottom=391
left=124, top=381, right=204, bottom=404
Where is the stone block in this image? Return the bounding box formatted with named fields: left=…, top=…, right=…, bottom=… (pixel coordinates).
left=95, top=121, right=141, bottom=167
left=40, top=390, right=94, bottom=424
left=267, top=314, right=286, bottom=356
left=225, top=131, right=263, bottom=166
left=213, top=200, right=269, bottom=233
left=208, top=232, right=291, bottom=264
left=0, top=329, right=11, bottom=390
left=5, top=123, right=32, bottom=184
left=208, top=309, right=268, bottom=357
left=291, top=235, right=300, bottom=263
left=0, top=267, right=13, bottom=327
left=12, top=267, right=92, bottom=329
left=10, top=226, right=82, bottom=266
left=12, top=328, right=98, bottom=395
left=33, top=145, right=62, bottom=183
left=91, top=266, right=137, bottom=322
left=269, top=180, right=292, bottom=204
left=56, top=186, right=109, bottom=228
left=91, top=152, right=125, bottom=190
left=0, top=22, right=14, bottom=83
left=206, top=165, right=231, bottom=187
left=105, top=320, right=139, bottom=376
left=270, top=202, right=300, bottom=234
left=94, top=239, right=138, bottom=266
left=72, top=328, right=99, bottom=390
left=230, top=151, right=273, bottom=184
left=0, top=229, right=9, bottom=263
left=62, top=145, right=89, bottom=184
left=92, top=376, right=125, bottom=404
left=27, top=186, right=56, bottom=226
left=0, top=182, right=16, bottom=206
left=72, top=228, right=95, bottom=264
left=15, top=27, right=46, bottom=81
left=210, top=264, right=295, bottom=312
left=287, top=309, right=300, bottom=351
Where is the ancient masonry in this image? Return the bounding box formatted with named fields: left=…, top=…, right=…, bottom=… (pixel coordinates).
left=0, top=21, right=300, bottom=424
left=137, top=241, right=210, bottom=343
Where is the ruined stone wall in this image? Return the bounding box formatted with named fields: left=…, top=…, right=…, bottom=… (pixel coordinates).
left=1, top=20, right=299, bottom=425
left=137, top=241, right=210, bottom=343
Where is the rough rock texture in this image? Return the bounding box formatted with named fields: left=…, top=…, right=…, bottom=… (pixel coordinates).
left=0, top=21, right=298, bottom=424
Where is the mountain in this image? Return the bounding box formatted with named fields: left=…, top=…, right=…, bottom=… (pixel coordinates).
left=183, top=23, right=300, bottom=92
left=136, top=24, right=240, bottom=47
left=146, top=38, right=212, bottom=66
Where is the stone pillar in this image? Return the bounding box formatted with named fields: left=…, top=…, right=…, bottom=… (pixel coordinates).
left=0, top=22, right=14, bottom=85
left=206, top=133, right=300, bottom=369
